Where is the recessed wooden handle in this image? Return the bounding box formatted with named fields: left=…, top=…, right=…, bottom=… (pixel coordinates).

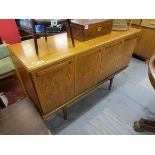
left=105, top=41, right=122, bottom=48
left=37, top=60, right=71, bottom=77
left=81, top=49, right=101, bottom=57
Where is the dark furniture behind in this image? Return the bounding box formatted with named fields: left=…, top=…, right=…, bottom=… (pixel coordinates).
left=15, top=19, right=75, bottom=55
left=31, top=19, right=75, bottom=55
left=0, top=37, right=2, bottom=44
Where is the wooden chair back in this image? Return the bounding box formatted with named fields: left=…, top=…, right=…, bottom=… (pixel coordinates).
left=0, top=37, right=3, bottom=44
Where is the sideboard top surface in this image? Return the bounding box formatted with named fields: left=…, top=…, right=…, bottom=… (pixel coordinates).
left=10, top=28, right=141, bottom=72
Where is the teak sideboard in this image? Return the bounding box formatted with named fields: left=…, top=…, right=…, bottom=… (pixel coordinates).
left=10, top=28, right=141, bottom=118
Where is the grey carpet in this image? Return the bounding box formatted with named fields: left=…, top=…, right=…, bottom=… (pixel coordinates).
left=44, top=57, right=155, bottom=135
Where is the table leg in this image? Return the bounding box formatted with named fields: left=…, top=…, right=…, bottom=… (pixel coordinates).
left=0, top=37, right=3, bottom=44
left=67, top=19, right=75, bottom=47
left=63, top=107, right=68, bottom=120
left=109, top=76, right=114, bottom=90
left=44, top=26, right=47, bottom=42
left=31, top=19, right=39, bottom=55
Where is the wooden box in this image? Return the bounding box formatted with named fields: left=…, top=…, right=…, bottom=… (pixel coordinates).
left=67, top=19, right=113, bottom=41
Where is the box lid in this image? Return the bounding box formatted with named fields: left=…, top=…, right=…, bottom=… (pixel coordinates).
left=71, top=19, right=111, bottom=26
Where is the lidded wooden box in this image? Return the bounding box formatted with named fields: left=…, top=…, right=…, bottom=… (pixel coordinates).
left=67, top=19, right=113, bottom=41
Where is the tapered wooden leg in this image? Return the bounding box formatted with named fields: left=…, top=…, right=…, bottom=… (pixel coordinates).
left=44, top=26, right=47, bottom=42
left=31, top=19, right=39, bottom=55
left=109, top=77, right=114, bottom=90
left=134, top=118, right=155, bottom=133
left=63, top=107, right=68, bottom=120
left=67, top=19, right=75, bottom=47
left=0, top=36, right=3, bottom=44
left=15, top=69, right=26, bottom=93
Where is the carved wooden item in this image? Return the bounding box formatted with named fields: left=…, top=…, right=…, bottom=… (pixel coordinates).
left=67, top=19, right=113, bottom=41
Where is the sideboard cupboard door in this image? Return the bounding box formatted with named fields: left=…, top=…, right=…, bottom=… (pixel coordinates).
left=118, top=35, right=137, bottom=69
left=100, top=41, right=122, bottom=81
left=134, top=27, right=155, bottom=59
left=32, top=58, right=74, bottom=115
left=75, top=48, right=102, bottom=95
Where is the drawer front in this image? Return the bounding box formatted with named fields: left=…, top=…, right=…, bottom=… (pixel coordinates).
left=32, top=58, right=75, bottom=115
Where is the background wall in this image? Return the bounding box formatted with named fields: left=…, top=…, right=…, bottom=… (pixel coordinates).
left=0, top=19, right=21, bottom=44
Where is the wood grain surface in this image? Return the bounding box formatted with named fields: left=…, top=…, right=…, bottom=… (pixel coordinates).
left=10, top=28, right=140, bottom=72
left=10, top=28, right=141, bottom=118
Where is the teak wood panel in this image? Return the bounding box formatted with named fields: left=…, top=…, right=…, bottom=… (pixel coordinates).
left=115, top=35, right=138, bottom=71
left=100, top=41, right=122, bottom=80
left=134, top=27, right=155, bottom=59
left=100, top=35, right=137, bottom=81
left=75, top=47, right=102, bottom=95
left=11, top=54, right=40, bottom=110
left=32, top=58, right=74, bottom=115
